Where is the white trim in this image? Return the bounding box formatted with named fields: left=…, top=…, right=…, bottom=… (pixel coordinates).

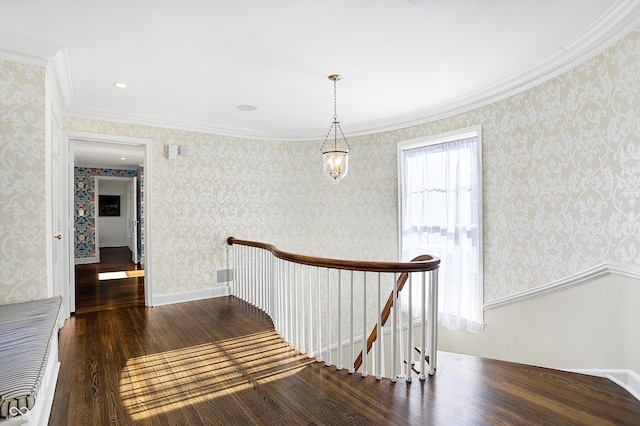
left=27, top=337, right=60, bottom=426
left=397, top=126, right=484, bottom=327
left=63, top=130, right=153, bottom=310
left=152, top=286, right=231, bottom=307
left=7, top=2, right=639, bottom=141
left=484, top=262, right=640, bottom=310
left=99, top=243, right=129, bottom=249
left=0, top=334, right=61, bottom=426
left=46, top=48, right=74, bottom=109
left=75, top=256, right=99, bottom=265
left=397, top=125, right=482, bottom=259
left=565, top=369, right=640, bottom=403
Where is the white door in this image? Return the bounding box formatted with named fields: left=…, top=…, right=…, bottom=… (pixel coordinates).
left=128, top=177, right=138, bottom=263
left=52, top=122, right=70, bottom=317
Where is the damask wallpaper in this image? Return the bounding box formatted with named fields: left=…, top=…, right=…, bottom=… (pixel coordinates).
left=393, top=28, right=640, bottom=301
left=63, top=27, right=640, bottom=303
left=1, top=27, right=638, bottom=306
left=74, top=167, right=143, bottom=259
left=0, top=60, right=48, bottom=304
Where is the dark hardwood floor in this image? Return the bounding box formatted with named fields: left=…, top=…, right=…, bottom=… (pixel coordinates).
left=51, top=296, right=640, bottom=425
left=75, top=247, right=144, bottom=314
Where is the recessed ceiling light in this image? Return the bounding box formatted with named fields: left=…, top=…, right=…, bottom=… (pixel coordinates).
left=237, top=104, right=258, bottom=112
left=114, top=82, right=127, bottom=89
left=120, top=157, right=127, bottom=160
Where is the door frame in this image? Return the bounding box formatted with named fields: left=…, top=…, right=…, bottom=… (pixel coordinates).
left=95, top=176, right=137, bottom=258
left=63, top=130, right=153, bottom=312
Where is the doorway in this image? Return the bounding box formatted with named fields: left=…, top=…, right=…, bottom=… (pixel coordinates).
left=64, top=131, right=153, bottom=313
left=74, top=175, right=144, bottom=313
left=74, top=247, right=144, bottom=313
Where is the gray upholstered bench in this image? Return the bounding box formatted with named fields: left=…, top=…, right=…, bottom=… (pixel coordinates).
left=0, top=297, right=62, bottom=425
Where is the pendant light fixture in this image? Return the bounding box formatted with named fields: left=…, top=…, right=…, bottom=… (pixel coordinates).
left=321, top=74, right=350, bottom=184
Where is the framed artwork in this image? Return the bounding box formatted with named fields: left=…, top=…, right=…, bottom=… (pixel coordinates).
left=99, top=195, right=121, bottom=217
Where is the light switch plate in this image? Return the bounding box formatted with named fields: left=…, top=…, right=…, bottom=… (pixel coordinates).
left=168, top=145, right=178, bottom=160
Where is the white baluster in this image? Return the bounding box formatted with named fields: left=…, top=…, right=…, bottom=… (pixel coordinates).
left=316, top=267, right=322, bottom=363
left=349, top=270, right=354, bottom=374
left=429, top=269, right=438, bottom=375
left=308, top=265, right=313, bottom=358
left=326, top=268, right=332, bottom=367
left=376, top=272, right=382, bottom=380
left=293, top=263, right=298, bottom=350
left=420, top=270, right=426, bottom=380
left=407, top=273, right=413, bottom=382
left=391, top=273, right=397, bottom=382
left=300, top=264, right=306, bottom=354
left=337, top=269, right=342, bottom=370
left=361, top=272, right=367, bottom=377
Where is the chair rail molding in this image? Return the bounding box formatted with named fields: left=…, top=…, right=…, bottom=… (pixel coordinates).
left=484, top=262, right=640, bottom=311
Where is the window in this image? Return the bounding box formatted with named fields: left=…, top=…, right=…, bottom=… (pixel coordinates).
left=398, top=126, right=483, bottom=332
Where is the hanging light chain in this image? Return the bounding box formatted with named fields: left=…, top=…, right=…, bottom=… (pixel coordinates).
left=321, top=74, right=350, bottom=154
left=333, top=76, right=338, bottom=122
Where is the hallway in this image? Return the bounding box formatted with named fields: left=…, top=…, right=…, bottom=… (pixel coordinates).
left=75, top=247, right=144, bottom=314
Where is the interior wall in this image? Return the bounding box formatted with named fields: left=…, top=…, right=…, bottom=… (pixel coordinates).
left=97, top=179, right=129, bottom=248
left=0, top=59, right=48, bottom=304
left=438, top=273, right=640, bottom=374
left=59, top=26, right=640, bottom=305
left=378, top=26, right=640, bottom=304
left=2, top=22, right=638, bottom=375
left=74, top=167, right=141, bottom=260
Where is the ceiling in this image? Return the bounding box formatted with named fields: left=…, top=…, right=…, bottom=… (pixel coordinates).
left=72, top=140, right=145, bottom=169
left=2, top=0, right=640, bottom=151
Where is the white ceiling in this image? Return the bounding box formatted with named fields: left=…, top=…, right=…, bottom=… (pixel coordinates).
left=72, top=140, right=144, bottom=169
left=2, top=0, right=640, bottom=149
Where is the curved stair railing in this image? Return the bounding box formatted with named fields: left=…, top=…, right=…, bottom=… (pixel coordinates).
left=227, top=237, right=440, bottom=381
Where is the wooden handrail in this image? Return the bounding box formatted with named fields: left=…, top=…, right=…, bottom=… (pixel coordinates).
left=352, top=255, right=432, bottom=371
left=227, top=237, right=440, bottom=273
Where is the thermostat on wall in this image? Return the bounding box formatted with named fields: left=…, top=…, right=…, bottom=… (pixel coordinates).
left=179, top=146, right=191, bottom=156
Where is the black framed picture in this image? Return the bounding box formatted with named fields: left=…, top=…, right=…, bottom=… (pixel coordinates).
left=99, top=195, right=121, bottom=217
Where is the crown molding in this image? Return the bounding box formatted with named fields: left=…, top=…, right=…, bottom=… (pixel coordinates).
left=0, top=32, right=57, bottom=66
left=484, top=262, right=640, bottom=311
left=8, top=1, right=640, bottom=141
left=1, top=33, right=75, bottom=108
left=62, top=104, right=323, bottom=142
left=344, top=0, right=640, bottom=137
left=47, top=47, right=74, bottom=108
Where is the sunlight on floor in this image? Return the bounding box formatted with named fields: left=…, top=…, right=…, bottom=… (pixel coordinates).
left=119, top=330, right=313, bottom=421
left=98, top=270, right=145, bottom=281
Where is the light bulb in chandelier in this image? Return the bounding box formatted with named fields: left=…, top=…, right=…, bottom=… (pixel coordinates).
left=320, top=74, right=351, bottom=184
left=323, top=150, right=349, bottom=183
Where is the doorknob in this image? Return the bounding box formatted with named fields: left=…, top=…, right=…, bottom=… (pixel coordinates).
left=54, top=234, right=62, bottom=240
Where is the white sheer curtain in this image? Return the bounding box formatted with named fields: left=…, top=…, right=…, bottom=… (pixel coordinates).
left=400, top=137, right=483, bottom=332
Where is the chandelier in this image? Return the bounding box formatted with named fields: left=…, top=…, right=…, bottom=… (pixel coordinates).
left=320, top=74, right=350, bottom=184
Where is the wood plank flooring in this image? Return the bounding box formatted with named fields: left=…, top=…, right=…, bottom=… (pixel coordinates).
left=75, top=247, right=144, bottom=314
left=50, top=297, right=640, bottom=425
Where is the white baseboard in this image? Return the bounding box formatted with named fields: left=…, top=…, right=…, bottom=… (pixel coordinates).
left=74, top=256, right=99, bottom=265
left=152, top=286, right=231, bottom=307
left=567, top=368, right=640, bottom=402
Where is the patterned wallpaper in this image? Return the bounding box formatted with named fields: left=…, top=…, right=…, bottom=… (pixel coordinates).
left=389, top=28, right=640, bottom=301
left=0, top=60, right=48, bottom=304
left=63, top=27, right=640, bottom=303
left=2, top=27, right=638, bottom=305
left=74, top=167, right=143, bottom=259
